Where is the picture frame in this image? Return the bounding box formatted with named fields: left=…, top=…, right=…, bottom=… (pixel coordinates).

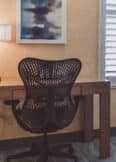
left=16, top=0, right=66, bottom=44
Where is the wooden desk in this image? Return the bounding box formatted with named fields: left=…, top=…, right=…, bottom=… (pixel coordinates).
left=73, top=79, right=110, bottom=159
left=0, top=79, right=111, bottom=159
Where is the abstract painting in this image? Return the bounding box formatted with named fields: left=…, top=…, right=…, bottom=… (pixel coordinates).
left=16, top=0, right=66, bottom=44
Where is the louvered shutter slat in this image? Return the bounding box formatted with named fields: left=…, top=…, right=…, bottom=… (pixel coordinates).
left=104, top=0, right=116, bottom=80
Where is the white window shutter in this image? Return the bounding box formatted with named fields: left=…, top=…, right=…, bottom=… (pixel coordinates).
left=100, top=0, right=116, bottom=86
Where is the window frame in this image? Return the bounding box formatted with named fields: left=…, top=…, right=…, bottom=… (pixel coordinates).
left=99, top=0, right=106, bottom=81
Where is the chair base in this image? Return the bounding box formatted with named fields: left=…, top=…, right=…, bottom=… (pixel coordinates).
left=7, top=133, right=78, bottom=162
left=7, top=143, right=78, bottom=162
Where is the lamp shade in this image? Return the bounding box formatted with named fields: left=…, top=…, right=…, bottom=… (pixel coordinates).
left=0, top=24, right=12, bottom=41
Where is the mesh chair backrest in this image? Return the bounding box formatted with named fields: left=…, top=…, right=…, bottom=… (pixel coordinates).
left=16, top=58, right=81, bottom=133
left=18, top=58, right=81, bottom=86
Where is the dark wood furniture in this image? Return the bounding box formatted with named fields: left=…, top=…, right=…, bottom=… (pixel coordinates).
left=0, top=78, right=111, bottom=159
left=73, top=79, right=111, bottom=159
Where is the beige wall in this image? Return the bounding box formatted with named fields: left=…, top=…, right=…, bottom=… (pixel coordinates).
left=0, top=0, right=98, bottom=79
left=0, top=0, right=115, bottom=139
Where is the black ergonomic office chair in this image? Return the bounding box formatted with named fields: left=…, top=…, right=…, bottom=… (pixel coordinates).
left=7, top=57, right=82, bottom=162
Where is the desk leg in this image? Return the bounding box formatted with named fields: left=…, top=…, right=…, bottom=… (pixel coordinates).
left=99, top=92, right=110, bottom=159
left=83, top=95, right=94, bottom=142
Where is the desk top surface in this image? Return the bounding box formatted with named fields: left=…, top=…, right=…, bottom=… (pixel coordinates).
left=0, top=77, right=110, bottom=88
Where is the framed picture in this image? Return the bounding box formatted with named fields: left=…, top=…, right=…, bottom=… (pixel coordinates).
left=16, top=0, right=66, bottom=44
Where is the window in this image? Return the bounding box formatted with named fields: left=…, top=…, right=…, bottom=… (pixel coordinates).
left=99, top=0, right=116, bottom=86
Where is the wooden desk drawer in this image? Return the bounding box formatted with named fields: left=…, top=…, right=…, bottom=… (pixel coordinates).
left=81, top=85, right=93, bottom=95
left=72, top=86, right=81, bottom=96
left=13, top=89, right=25, bottom=99
left=0, top=89, right=12, bottom=99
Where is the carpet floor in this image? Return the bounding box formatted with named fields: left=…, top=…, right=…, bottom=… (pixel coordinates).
left=1, top=137, right=116, bottom=162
